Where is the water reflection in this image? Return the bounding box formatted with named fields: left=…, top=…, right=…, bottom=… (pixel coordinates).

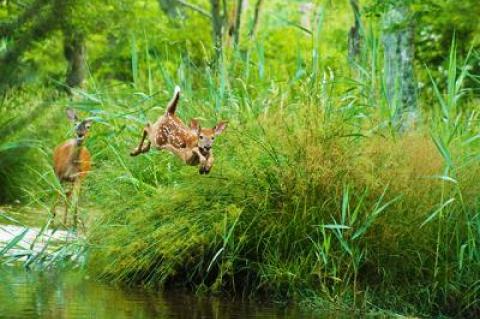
left=0, top=267, right=329, bottom=319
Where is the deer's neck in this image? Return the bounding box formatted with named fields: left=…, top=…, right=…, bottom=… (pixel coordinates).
left=75, top=136, right=84, bottom=147
left=71, top=137, right=85, bottom=162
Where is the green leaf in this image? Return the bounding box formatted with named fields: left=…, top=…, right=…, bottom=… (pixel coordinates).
left=420, top=198, right=455, bottom=228
left=0, top=228, right=28, bottom=257
left=431, top=134, right=452, bottom=167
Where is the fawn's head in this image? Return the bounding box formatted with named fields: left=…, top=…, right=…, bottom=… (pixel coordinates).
left=66, top=109, right=92, bottom=140
left=190, top=120, right=227, bottom=153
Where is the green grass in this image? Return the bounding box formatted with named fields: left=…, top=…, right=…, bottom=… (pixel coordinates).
left=0, top=22, right=479, bottom=319
left=74, top=49, right=476, bottom=316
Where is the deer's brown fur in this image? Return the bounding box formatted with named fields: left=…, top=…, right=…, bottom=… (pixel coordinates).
left=130, top=86, right=227, bottom=174
left=54, top=141, right=91, bottom=183
left=52, top=109, right=92, bottom=227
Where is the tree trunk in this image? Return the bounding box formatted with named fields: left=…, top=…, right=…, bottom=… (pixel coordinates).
left=232, top=0, right=243, bottom=48
left=210, top=0, right=222, bottom=64
left=382, top=4, right=418, bottom=132
left=64, top=30, right=86, bottom=91
left=0, top=0, right=67, bottom=91
left=248, top=0, right=263, bottom=38
left=348, top=0, right=361, bottom=61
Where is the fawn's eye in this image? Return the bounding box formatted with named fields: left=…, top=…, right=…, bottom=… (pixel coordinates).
left=211, top=137, right=215, bottom=141
left=199, top=135, right=204, bottom=139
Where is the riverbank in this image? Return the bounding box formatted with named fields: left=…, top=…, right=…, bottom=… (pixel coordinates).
left=0, top=207, right=86, bottom=268
left=0, top=224, right=77, bottom=258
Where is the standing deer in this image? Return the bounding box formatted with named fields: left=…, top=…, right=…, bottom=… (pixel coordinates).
left=130, top=86, right=227, bottom=174
left=53, top=109, right=92, bottom=227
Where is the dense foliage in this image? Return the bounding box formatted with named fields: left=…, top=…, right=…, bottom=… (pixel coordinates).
left=1, top=0, right=480, bottom=317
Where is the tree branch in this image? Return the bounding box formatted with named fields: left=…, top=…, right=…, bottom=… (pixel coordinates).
left=174, top=0, right=211, bottom=18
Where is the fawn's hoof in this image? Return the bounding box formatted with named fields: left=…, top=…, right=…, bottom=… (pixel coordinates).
left=199, top=166, right=211, bottom=175
left=130, top=149, right=140, bottom=156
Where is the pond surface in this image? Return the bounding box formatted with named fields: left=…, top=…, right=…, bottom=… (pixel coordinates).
left=0, top=267, right=333, bottom=319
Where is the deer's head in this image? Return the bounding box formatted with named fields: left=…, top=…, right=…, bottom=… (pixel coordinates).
left=66, top=108, right=92, bottom=141
left=190, top=119, right=227, bottom=154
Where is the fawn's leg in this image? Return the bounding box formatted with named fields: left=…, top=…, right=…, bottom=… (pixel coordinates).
left=191, top=147, right=207, bottom=165
left=130, top=128, right=149, bottom=156
left=200, top=153, right=214, bottom=174
left=141, top=141, right=151, bottom=153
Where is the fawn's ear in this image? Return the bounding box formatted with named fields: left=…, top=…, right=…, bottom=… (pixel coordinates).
left=66, top=108, right=78, bottom=122
left=190, top=119, right=200, bottom=134
left=214, top=121, right=227, bottom=135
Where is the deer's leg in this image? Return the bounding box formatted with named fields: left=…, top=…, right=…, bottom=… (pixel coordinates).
left=51, top=190, right=61, bottom=221
left=191, top=147, right=207, bottom=165
left=200, top=153, right=214, bottom=174
left=130, top=128, right=149, bottom=156
left=141, top=141, right=151, bottom=153
left=64, top=189, right=72, bottom=226
left=72, top=180, right=82, bottom=230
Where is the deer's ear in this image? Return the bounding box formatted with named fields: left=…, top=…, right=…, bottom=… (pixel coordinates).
left=214, top=121, right=227, bottom=135
left=66, top=108, right=78, bottom=122
left=190, top=119, right=200, bottom=133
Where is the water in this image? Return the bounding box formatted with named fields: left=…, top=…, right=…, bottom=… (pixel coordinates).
left=0, top=267, right=330, bottom=319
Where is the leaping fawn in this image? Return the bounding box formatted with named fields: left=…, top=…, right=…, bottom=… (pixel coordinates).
left=130, top=86, right=226, bottom=174
left=53, top=109, right=92, bottom=227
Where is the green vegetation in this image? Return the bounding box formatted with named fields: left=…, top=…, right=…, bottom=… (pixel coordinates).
left=1, top=0, right=480, bottom=317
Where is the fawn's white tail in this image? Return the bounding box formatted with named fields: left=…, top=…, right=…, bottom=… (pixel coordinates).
left=167, top=85, right=181, bottom=115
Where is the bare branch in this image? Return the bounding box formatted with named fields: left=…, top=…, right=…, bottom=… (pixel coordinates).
left=174, top=0, right=211, bottom=18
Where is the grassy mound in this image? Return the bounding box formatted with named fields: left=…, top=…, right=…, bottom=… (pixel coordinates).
left=74, top=81, right=480, bottom=316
